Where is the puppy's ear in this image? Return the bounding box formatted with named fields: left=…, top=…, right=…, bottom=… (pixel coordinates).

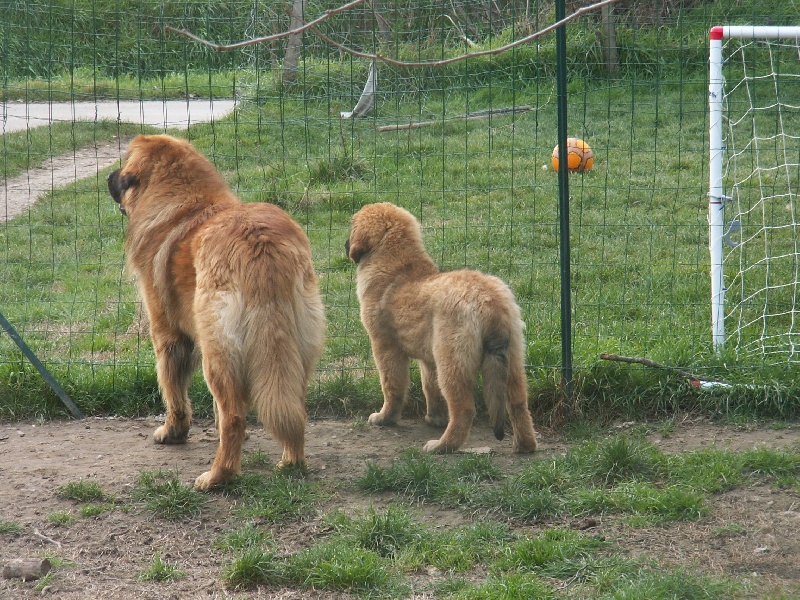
left=346, top=232, right=369, bottom=264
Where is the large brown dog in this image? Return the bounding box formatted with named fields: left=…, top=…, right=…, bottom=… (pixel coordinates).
left=107, top=134, right=326, bottom=490
left=346, top=202, right=538, bottom=453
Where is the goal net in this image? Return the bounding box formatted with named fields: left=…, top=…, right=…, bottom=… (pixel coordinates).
left=709, top=26, right=800, bottom=362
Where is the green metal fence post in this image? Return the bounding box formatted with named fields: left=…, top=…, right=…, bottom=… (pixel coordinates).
left=555, top=0, right=574, bottom=411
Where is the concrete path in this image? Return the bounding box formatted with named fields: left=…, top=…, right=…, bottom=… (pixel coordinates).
left=1, top=99, right=236, bottom=220
left=1, top=99, right=236, bottom=135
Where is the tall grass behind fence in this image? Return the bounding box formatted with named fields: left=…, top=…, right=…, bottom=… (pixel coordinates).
left=2, top=0, right=800, bottom=421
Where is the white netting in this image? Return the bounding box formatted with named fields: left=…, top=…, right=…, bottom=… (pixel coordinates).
left=721, top=35, right=800, bottom=361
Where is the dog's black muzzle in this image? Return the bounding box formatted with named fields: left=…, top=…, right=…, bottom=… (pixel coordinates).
left=107, top=169, right=137, bottom=216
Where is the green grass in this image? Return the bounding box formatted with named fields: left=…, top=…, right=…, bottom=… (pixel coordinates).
left=219, top=469, right=324, bottom=523
left=79, top=502, right=116, bottom=517
left=0, top=519, right=22, bottom=534
left=139, top=552, right=186, bottom=582
left=4, top=70, right=800, bottom=422
left=57, top=480, right=109, bottom=503
left=438, top=573, right=558, bottom=600
left=133, top=470, right=206, bottom=521
left=30, top=439, right=783, bottom=598
left=215, top=525, right=273, bottom=553
left=327, top=504, right=424, bottom=559
left=287, top=540, right=400, bottom=593
left=221, top=542, right=400, bottom=593
left=360, top=435, right=800, bottom=528
left=47, top=511, right=77, bottom=527
left=221, top=548, right=287, bottom=590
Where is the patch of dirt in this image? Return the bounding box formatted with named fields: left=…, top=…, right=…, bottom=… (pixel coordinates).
left=0, top=416, right=799, bottom=599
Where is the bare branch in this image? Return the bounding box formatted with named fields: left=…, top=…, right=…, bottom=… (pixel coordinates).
left=307, top=0, right=620, bottom=68
left=163, top=0, right=370, bottom=52
left=166, top=0, right=621, bottom=66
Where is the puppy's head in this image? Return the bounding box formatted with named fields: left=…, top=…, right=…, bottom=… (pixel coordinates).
left=346, top=203, right=422, bottom=264
left=106, top=134, right=201, bottom=218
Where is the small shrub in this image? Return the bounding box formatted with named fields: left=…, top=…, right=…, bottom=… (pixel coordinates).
left=0, top=520, right=22, bottom=535
left=133, top=470, right=205, bottom=521
left=288, top=540, right=395, bottom=592
left=48, top=512, right=77, bottom=527
left=222, top=549, right=285, bottom=590
left=139, top=552, right=185, bottom=582
left=57, top=480, right=108, bottom=503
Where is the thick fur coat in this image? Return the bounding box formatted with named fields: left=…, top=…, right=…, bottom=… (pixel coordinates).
left=346, top=202, right=537, bottom=453
left=108, top=134, right=325, bottom=490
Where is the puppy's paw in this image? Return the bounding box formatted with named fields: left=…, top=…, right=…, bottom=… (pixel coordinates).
left=153, top=425, right=189, bottom=444
left=194, top=470, right=220, bottom=491
left=368, top=411, right=398, bottom=426
left=424, top=414, right=448, bottom=428
left=276, top=459, right=308, bottom=476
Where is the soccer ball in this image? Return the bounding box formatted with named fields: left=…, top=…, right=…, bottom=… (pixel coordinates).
left=551, top=138, right=594, bottom=172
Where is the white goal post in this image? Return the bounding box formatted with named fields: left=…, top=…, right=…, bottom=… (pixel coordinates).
left=708, top=25, right=800, bottom=358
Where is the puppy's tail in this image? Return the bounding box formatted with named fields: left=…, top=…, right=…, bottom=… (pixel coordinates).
left=481, top=331, right=511, bottom=441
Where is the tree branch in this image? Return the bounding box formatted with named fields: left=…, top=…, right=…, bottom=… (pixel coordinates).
left=166, top=0, right=621, bottom=66
left=163, top=0, right=370, bottom=52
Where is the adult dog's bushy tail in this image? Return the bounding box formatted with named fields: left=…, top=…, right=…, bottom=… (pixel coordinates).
left=248, top=283, right=326, bottom=467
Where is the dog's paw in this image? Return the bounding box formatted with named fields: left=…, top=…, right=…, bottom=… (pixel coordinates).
left=421, top=439, right=446, bottom=453
left=512, top=437, right=538, bottom=454
left=193, top=471, right=220, bottom=491
left=368, top=411, right=398, bottom=426
left=424, top=414, right=448, bottom=428
left=153, top=425, right=189, bottom=444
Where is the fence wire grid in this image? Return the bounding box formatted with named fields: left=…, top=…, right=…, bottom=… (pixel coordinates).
left=2, top=0, right=800, bottom=418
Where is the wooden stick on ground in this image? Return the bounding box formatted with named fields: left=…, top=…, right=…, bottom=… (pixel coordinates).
left=599, top=353, right=699, bottom=380
left=2, top=558, right=51, bottom=581
left=377, top=105, right=532, bottom=132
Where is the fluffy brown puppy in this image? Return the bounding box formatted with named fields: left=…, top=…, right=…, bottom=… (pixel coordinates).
left=107, top=134, right=326, bottom=490
left=346, top=202, right=537, bottom=453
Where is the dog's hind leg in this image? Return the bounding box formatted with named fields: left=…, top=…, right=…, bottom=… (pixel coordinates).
left=421, top=361, right=448, bottom=427
left=194, top=344, right=249, bottom=490
left=423, top=342, right=479, bottom=453
left=506, top=337, right=537, bottom=453
left=152, top=332, right=197, bottom=444
left=368, top=342, right=410, bottom=426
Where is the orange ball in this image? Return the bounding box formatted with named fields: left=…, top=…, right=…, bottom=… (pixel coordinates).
left=551, top=138, right=594, bottom=172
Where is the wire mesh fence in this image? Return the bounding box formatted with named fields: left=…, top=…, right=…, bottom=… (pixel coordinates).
left=2, top=0, right=800, bottom=419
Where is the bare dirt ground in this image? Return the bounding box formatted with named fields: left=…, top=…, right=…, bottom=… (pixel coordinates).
left=1, top=415, right=799, bottom=599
